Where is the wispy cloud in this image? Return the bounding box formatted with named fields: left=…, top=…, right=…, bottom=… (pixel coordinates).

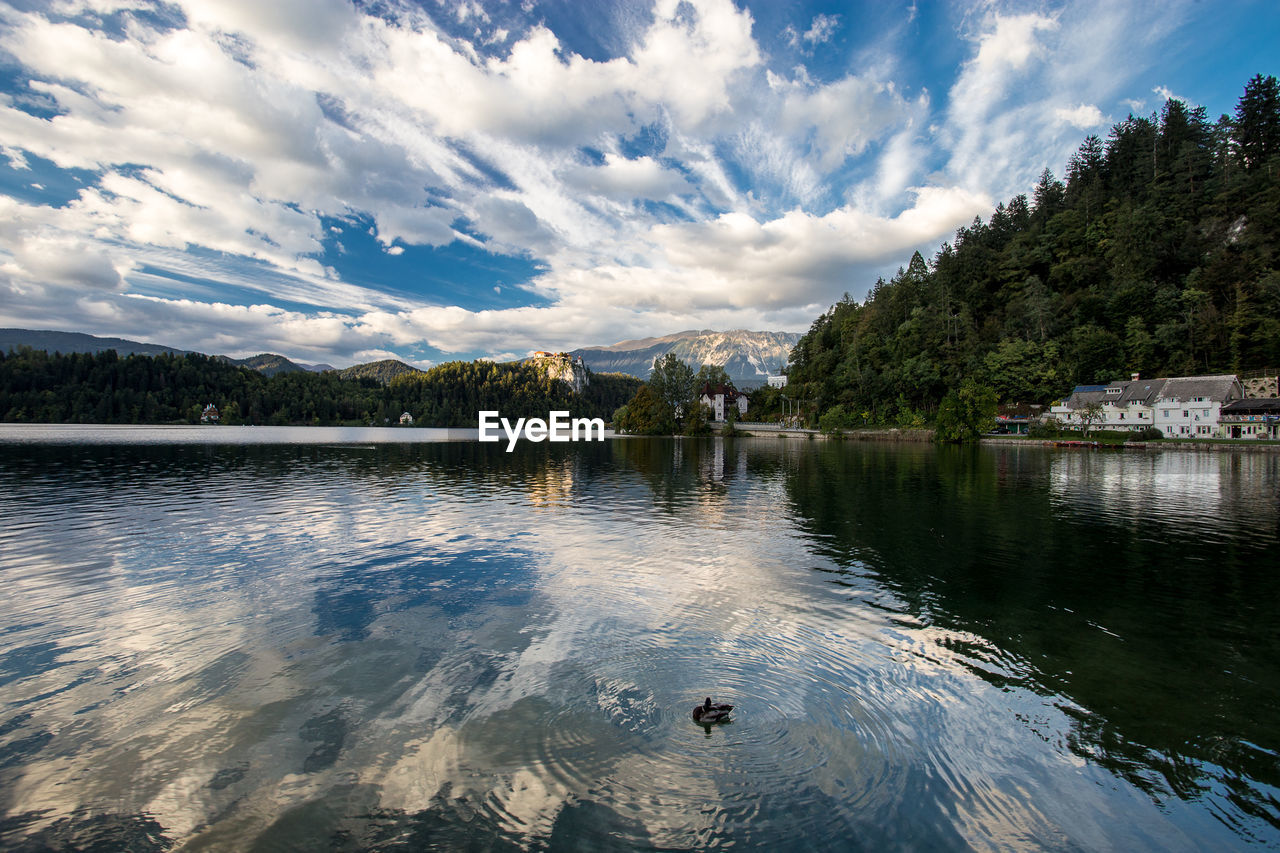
left=1152, top=84, right=1190, bottom=105
left=783, top=12, right=841, bottom=51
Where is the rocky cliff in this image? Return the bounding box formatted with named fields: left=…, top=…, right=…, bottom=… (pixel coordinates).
left=526, top=352, right=589, bottom=393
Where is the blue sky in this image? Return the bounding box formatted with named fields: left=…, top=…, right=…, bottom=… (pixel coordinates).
left=0, top=0, right=1275, bottom=367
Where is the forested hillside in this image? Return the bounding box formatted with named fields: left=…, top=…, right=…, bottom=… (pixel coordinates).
left=387, top=361, right=641, bottom=427
left=0, top=349, right=639, bottom=426
left=337, top=359, right=423, bottom=384
left=218, top=353, right=306, bottom=376
left=772, top=75, right=1280, bottom=426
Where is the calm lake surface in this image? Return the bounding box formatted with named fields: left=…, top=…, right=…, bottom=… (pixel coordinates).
left=0, top=426, right=1277, bottom=851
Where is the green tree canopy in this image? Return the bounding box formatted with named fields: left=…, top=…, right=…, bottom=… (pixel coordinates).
left=1235, top=73, right=1280, bottom=174
left=934, top=380, right=998, bottom=443
left=615, top=384, right=674, bottom=435
left=647, top=353, right=697, bottom=426
left=695, top=364, right=733, bottom=390
left=0, top=349, right=640, bottom=427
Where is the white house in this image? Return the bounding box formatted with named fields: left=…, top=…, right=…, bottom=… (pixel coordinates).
left=698, top=384, right=749, bottom=422
left=399, top=411, right=414, bottom=425
left=1050, top=385, right=1105, bottom=425
left=1104, top=375, right=1162, bottom=429
left=1151, top=375, right=1243, bottom=437
left=767, top=374, right=787, bottom=389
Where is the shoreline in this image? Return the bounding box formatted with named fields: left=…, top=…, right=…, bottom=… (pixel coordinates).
left=713, top=424, right=937, bottom=441
left=715, top=424, right=1280, bottom=452
left=979, top=436, right=1280, bottom=452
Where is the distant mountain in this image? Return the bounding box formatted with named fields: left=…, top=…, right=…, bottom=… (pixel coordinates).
left=215, top=353, right=308, bottom=376
left=572, top=329, right=799, bottom=387
left=1, top=326, right=796, bottom=389
left=0, top=328, right=186, bottom=358
left=337, top=359, right=424, bottom=384
left=0, top=328, right=351, bottom=378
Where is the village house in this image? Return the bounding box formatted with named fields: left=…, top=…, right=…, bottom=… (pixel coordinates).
left=994, top=402, right=1044, bottom=434
left=1152, top=375, right=1244, bottom=437
left=200, top=403, right=219, bottom=424
left=1218, top=398, right=1280, bottom=439
left=699, top=384, right=749, bottom=422
left=399, top=411, right=414, bottom=426
left=1050, top=373, right=1247, bottom=437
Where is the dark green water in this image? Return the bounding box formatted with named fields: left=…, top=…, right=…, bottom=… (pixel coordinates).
left=0, top=430, right=1277, bottom=850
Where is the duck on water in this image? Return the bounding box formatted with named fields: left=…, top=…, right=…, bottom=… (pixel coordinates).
left=692, top=697, right=733, bottom=723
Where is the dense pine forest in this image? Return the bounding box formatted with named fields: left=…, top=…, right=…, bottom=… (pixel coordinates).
left=0, top=348, right=640, bottom=427
left=761, top=74, right=1280, bottom=426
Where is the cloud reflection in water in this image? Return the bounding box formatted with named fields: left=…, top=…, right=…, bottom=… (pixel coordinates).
left=0, top=437, right=1276, bottom=849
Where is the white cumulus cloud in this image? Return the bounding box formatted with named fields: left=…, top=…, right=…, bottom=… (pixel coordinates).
left=1054, top=103, right=1104, bottom=128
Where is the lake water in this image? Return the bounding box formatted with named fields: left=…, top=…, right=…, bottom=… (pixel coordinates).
left=0, top=427, right=1277, bottom=850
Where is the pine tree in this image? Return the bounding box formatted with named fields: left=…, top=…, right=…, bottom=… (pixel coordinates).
left=1233, top=74, right=1280, bottom=175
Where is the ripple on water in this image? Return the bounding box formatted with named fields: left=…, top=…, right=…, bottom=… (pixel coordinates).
left=452, top=613, right=923, bottom=849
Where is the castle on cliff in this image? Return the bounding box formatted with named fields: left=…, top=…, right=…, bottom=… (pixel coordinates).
left=528, top=351, right=589, bottom=394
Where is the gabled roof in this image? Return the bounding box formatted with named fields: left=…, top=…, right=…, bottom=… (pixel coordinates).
left=700, top=384, right=740, bottom=399
left=1117, top=380, right=1163, bottom=406
left=1153, top=375, right=1241, bottom=403
left=1058, top=374, right=1243, bottom=410
left=1061, top=388, right=1109, bottom=409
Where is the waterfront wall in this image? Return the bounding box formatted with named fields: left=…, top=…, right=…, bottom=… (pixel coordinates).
left=724, top=424, right=936, bottom=442
left=980, top=437, right=1280, bottom=453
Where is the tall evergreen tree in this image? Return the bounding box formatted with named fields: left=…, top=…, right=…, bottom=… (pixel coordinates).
left=1234, top=74, right=1280, bottom=175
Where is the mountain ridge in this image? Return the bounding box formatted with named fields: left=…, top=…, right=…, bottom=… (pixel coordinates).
left=571, top=329, right=798, bottom=387
left=0, top=328, right=188, bottom=358
left=0, top=326, right=799, bottom=388
left=2, top=328, right=359, bottom=377
left=215, top=353, right=306, bottom=377
left=338, top=360, right=425, bottom=384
